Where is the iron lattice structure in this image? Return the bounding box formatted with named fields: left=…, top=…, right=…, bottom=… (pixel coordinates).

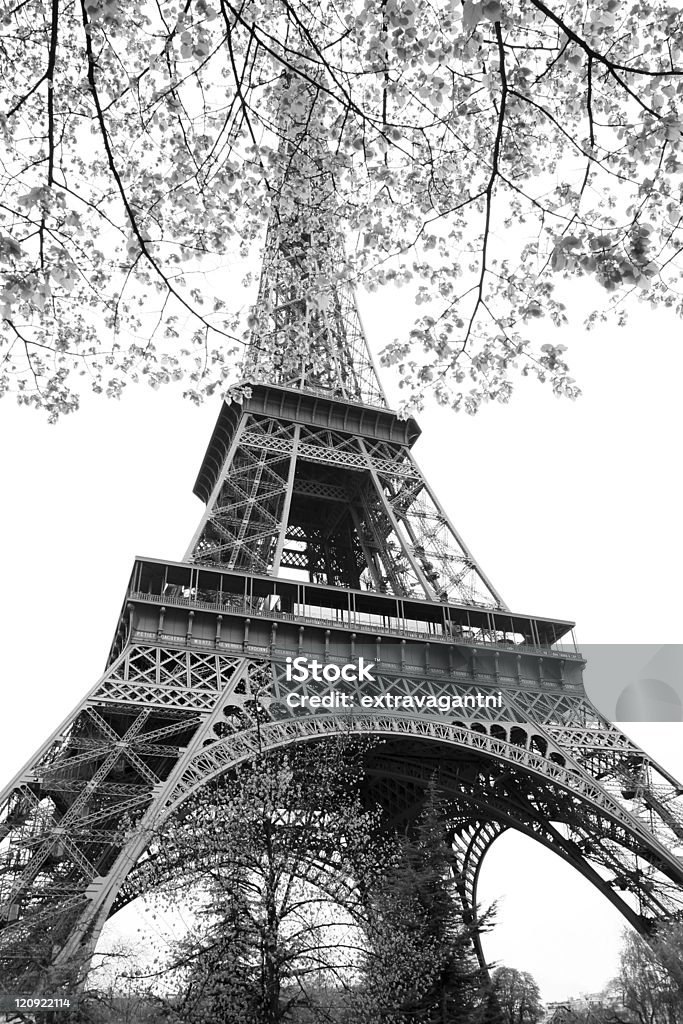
left=2, top=77, right=683, bottom=992
left=239, top=74, right=386, bottom=408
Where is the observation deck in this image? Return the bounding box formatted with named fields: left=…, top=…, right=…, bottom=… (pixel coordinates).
left=193, top=382, right=421, bottom=503
left=107, top=558, right=583, bottom=695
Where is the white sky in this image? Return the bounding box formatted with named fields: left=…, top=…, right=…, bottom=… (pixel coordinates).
left=1, top=279, right=682, bottom=1002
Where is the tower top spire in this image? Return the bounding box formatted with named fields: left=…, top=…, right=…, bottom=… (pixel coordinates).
left=240, top=74, right=387, bottom=408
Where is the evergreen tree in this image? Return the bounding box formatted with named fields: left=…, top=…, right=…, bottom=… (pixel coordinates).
left=351, top=785, right=495, bottom=1024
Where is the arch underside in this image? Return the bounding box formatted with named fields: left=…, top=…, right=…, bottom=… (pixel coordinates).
left=106, top=729, right=683, bottom=982
left=3, top=698, right=683, bottom=990
left=114, top=730, right=683, bottom=935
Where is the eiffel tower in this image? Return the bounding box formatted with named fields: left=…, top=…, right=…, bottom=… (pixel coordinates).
left=2, top=77, right=683, bottom=994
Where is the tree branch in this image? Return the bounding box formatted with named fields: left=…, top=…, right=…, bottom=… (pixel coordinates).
left=78, top=0, right=238, bottom=343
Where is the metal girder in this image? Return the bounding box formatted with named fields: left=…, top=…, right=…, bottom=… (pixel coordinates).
left=187, top=400, right=505, bottom=605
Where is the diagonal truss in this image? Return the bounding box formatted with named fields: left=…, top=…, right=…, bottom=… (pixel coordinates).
left=186, top=390, right=505, bottom=608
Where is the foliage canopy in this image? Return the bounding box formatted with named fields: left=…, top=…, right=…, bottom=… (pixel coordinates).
left=2, top=0, right=683, bottom=417
left=490, top=967, right=544, bottom=1024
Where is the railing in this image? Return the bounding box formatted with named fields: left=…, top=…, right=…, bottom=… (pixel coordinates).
left=128, top=590, right=584, bottom=661
left=291, top=382, right=388, bottom=411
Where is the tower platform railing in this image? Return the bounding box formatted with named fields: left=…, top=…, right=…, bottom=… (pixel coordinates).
left=124, top=557, right=581, bottom=661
